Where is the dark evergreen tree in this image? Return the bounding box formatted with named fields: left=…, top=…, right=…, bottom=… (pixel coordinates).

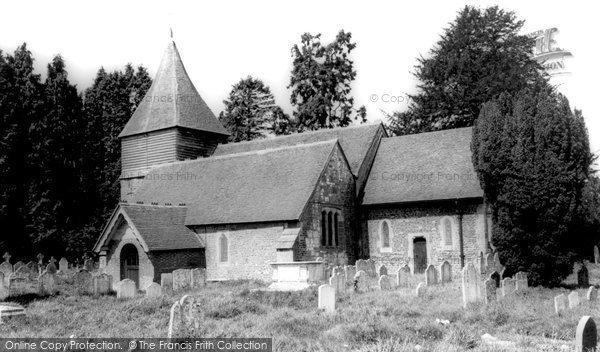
left=219, top=76, right=290, bottom=141
left=289, top=30, right=366, bottom=131
left=388, top=6, right=546, bottom=135
left=472, top=88, right=594, bottom=286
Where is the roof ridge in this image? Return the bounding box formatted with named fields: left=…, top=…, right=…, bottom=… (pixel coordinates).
left=387, top=126, right=473, bottom=140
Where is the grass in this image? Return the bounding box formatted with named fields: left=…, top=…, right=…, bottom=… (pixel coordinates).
left=1, top=269, right=598, bottom=351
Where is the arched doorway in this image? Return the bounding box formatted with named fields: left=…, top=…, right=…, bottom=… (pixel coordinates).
left=413, top=237, right=427, bottom=274
left=120, top=244, right=139, bottom=287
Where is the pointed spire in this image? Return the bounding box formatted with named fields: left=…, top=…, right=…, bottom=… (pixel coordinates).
left=119, top=41, right=229, bottom=138
left=170, top=27, right=173, bottom=40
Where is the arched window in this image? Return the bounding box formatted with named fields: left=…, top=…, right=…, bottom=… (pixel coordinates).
left=380, top=220, right=391, bottom=249
left=219, top=234, right=229, bottom=263
left=334, top=213, right=339, bottom=246
left=442, top=217, right=453, bottom=247
left=327, top=212, right=333, bottom=246
left=321, top=211, right=327, bottom=246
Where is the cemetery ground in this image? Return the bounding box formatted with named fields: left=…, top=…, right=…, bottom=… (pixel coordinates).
left=2, top=267, right=600, bottom=352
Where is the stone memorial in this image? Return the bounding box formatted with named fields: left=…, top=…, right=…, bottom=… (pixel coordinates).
left=0, top=273, right=7, bottom=301
left=344, top=265, right=356, bottom=284
left=595, top=246, right=600, bottom=265
left=355, top=259, right=367, bottom=274
left=485, top=253, right=494, bottom=273
left=568, top=291, right=580, bottom=308
left=0, top=253, right=13, bottom=286
left=173, top=269, right=191, bottom=291
left=117, top=278, right=136, bottom=299
left=318, top=284, right=335, bottom=313
left=395, top=265, right=411, bottom=287
left=73, top=269, right=94, bottom=295
left=378, top=275, right=392, bottom=290
left=93, top=273, right=112, bottom=295
left=45, top=257, right=58, bottom=274
left=416, top=282, right=425, bottom=297
left=484, top=278, right=496, bottom=304
left=489, top=271, right=500, bottom=288
left=514, top=272, right=528, bottom=291
left=161, top=273, right=174, bottom=293
left=501, top=278, right=516, bottom=297
left=377, top=264, right=388, bottom=277
left=364, top=259, right=376, bottom=277
left=578, top=265, right=589, bottom=287
left=440, top=261, right=452, bottom=283
left=13, top=261, right=24, bottom=271
left=354, top=270, right=368, bottom=293
left=425, top=264, right=438, bottom=286
left=586, top=286, right=597, bottom=302
left=329, top=272, right=345, bottom=294
left=190, top=268, right=206, bottom=288
left=146, top=282, right=162, bottom=298
left=461, top=262, right=480, bottom=307
left=493, top=252, right=502, bottom=273
left=576, top=316, right=597, bottom=352
left=554, top=294, right=568, bottom=315
left=0, top=304, right=25, bottom=323
left=38, top=272, right=58, bottom=296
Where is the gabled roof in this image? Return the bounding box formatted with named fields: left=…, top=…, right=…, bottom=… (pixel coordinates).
left=132, top=140, right=340, bottom=226
left=213, top=123, right=383, bottom=176
left=119, top=41, right=229, bottom=138
left=362, top=127, right=483, bottom=205
left=93, top=204, right=203, bottom=253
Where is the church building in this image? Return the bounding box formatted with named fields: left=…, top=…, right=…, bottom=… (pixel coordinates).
left=93, top=40, right=492, bottom=290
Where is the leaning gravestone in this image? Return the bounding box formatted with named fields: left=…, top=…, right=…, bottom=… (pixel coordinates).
left=554, top=294, right=568, bottom=315
left=416, top=282, right=425, bottom=297
left=461, top=262, right=480, bottom=308
left=190, top=268, right=206, bottom=288
left=145, top=283, right=162, bottom=298
left=13, top=261, right=24, bottom=271
left=93, top=274, right=112, bottom=295
left=173, top=269, right=191, bottom=291
left=38, top=272, right=58, bottom=296
left=329, top=272, right=345, bottom=294
left=116, top=279, right=136, bottom=299
left=577, top=265, right=589, bottom=287
left=440, top=261, right=452, bottom=283
left=73, top=269, right=93, bottom=295
left=377, top=264, right=388, bottom=277
left=168, top=295, right=202, bottom=338
left=425, top=264, right=438, bottom=286
left=395, top=265, right=411, bottom=288
left=568, top=291, right=580, bottom=308
left=161, top=273, right=174, bottom=293
left=576, top=316, right=597, bottom=352
left=168, top=299, right=182, bottom=338
left=586, top=286, right=597, bottom=302
left=354, top=270, right=368, bottom=293
left=493, top=252, right=502, bottom=273
left=490, top=271, right=501, bottom=288
left=485, top=253, right=494, bottom=273
left=364, top=259, right=377, bottom=278
left=483, top=279, right=496, bottom=304
left=318, top=284, right=335, bottom=313
left=379, top=275, right=392, bottom=290
left=344, top=265, right=356, bottom=284
left=501, top=278, right=516, bottom=297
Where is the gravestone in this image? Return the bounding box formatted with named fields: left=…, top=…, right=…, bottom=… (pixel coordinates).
left=501, top=278, right=516, bottom=297
left=483, top=279, right=496, bottom=304
left=0, top=273, right=7, bottom=301
left=329, top=272, right=345, bottom=294
left=173, top=269, right=191, bottom=291
left=364, top=259, right=377, bottom=277
left=485, top=253, right=494, bottom=273
left=416, top=282, right=425, bottom=297
left=395, top=265, right=411, bottom=288
left=0, top=254, right=13, bottom=286
left=461, top=262, right=480, bottom=307
left=493, top=252, right=502, bottom=273
left=355, top=259, right=367, bottom=274
left=578, top=265, right=589, bottom=287
left=514, top=272, right=528, bottom=290
left=377, top=264, right=388, bottom=277
left=576, top=316, right=597, bottom=352
left=354, top=270, right=368, bottom=293
left=83, top=258, right=94, bottom=272
left=586, top=286, right=597, bottom=302
left=554, top=294, right=568, bottom=315
left=74, top=269, right=93, bottom=295
left=13, top=261, right=24, bottom=271
left=490, top=271, right=501, bottom=288
left=168, top=300, right=182, bottom=338
left=425, top=265, right=438, bottom=286
left=24, top=262, right=36, bottom=279
left=116, top=279, right=136, bottom=299
left=568, top=291, right=580, bottom=308
left=333, top=266, right=344, bottom=277
left=190, top=268, right=206, bottom=288
left=479, top=254, right=486, bottom=275
left=146, top=283, right=162, bottom=298
left=378, top=275, right=392, bottom=290
left=8, top=267, right=37, bottom=296
left=45, top=257, right=58, bottom=274
left=344, top=265, right=356, bottom=284
left=595, top=246, right=600, bottom=265
left=168, top=295, right=202, bottom=337
left=58, top=257, right=70, bottom=274
left=161, top=273, right=174, bottom=293
left=93, top=274, right=112, bottom=295
left=38, top=272, right=58, bottom=296
left=440, top=261, right=452, bottom=283
left=318, top=284, right=335, bottom=313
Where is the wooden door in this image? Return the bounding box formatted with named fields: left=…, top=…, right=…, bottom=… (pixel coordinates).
left=120, top=244, right=139, bottom=287
left=413, top=238, right=427, bottom=274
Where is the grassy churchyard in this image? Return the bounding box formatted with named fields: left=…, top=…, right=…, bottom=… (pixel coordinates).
left=1, top=266, right=599, bottom=352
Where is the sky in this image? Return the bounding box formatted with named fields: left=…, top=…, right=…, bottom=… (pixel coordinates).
left=1, top=0, right=598, bottom=155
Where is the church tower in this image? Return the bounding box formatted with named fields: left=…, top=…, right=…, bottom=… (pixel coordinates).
left=119, top=40, right=229, bottom=201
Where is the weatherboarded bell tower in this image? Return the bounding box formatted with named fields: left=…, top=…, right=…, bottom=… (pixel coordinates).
left=119, top=40, right=229, bottom=201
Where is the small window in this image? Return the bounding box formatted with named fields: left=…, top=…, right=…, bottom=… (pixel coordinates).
left=334, top=213, right=339, bottom=246
left=219, top=234, right=229, bottom=263
left=441, top=217, right=454, bottom=247
left=380, top=220, right=391, bottom=249
left=321, top=211, right=327, bottom=246
left=327, top=212, right=333, bottom=246
left=321, top=208, right=342, bottom=247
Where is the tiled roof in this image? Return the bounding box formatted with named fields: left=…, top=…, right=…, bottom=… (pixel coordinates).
left=213, top=123, right=382, bottom=176
left=121, top=204, right=203, bottom=250
left=362, top=127, right=483, bottom=205
left=119, top=41, right=229, bottom=138
left=132, top=140, right=339, bottom=225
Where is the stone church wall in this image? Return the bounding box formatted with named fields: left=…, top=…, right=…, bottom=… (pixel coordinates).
left=365, top=200, right=489, bottom=274
left=296, top=143, right=357, bottom=266
left=148, top=250, right=205, bottom=284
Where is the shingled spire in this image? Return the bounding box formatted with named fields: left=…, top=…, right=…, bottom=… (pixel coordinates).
left=119, top=40, right=229, bottom=201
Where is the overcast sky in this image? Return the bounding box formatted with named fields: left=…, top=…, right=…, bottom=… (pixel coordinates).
left=2, top=0, right=598, bottom=155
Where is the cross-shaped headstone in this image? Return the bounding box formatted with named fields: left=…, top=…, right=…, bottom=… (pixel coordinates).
left=49, top=257, right=56, bottom=265
left=3, top=252, right=11, bottom=263
left=37, top=253, right=44, bottom=264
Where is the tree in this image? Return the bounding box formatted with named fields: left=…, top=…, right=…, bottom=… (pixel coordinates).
left=472, top=88, right=594, bottom=286
left=289, top=30, right=366, bottom=131
left=219, top=76, right=290, bottom=141
left=388, top=6, right=546, bottom=135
